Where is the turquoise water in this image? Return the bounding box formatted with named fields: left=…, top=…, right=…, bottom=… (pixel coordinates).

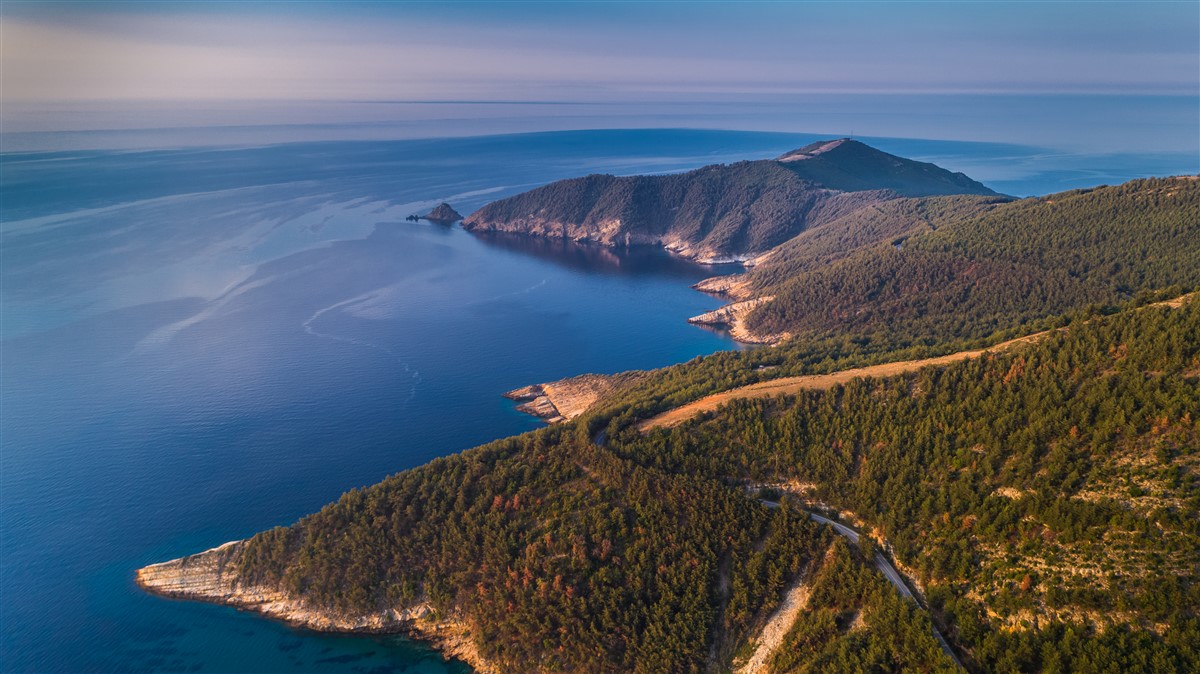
left=1, top=129, right=1195, bottom=672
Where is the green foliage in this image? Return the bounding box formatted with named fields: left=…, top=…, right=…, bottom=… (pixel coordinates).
left=609, top=301, right=1200, bottom=673
left=747, top=194, right=1006, bottom=289
left=228, top=175, right=1200, bottom=672
left=464, top=140, right=998, bottom=258
left=236, top=426, right=831, bottom=671
left=748, top=177, right=1200, bottom=341
left=769, top=540, right=960, bottom=674
left=776, top=139, right=999, bottom=197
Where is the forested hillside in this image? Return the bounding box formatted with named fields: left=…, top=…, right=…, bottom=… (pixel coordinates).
left=174, top=298, right=1200, bottom=673
left=234, top=430, right=835, bottom=671
left=607, top=300, right=1200, bottom=672
left=143, top=170, right=1199, bottom=673
left=462, top=140, right=998, bottom=262
left=776, top=139, right=999, bottom=196
left=743, top=177, right=1200, bottom=342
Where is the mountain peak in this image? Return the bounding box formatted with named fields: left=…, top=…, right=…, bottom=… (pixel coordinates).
left=775, top=138, right=999, bottom=197
left=777, top=138, right=857, bottom=161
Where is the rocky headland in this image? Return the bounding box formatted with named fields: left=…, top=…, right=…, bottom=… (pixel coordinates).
left=461, top=139, right=998, bottom=263
left=688, top=296, right=788, bottom=345
left=692, top=272, right=756, bottom=301
left=136, top=542, right=496, bottom=673
left=504, top=372, right=645, bottom=423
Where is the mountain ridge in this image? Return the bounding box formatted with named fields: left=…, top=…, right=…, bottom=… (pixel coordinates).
left=462, top=139, right=1000, bottom=262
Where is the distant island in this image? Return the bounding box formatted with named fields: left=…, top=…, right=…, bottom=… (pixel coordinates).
left=139, top=141, right=1200, bottom=673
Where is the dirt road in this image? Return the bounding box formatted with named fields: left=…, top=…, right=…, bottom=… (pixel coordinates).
left=641, top=292, right=1195, bottom=433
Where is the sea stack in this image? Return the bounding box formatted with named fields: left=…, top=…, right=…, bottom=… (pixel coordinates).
left=422, top=203, right=463, bottom=223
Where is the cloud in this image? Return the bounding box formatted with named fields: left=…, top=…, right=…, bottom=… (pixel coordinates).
left=2, top=2, right=1196, bottom=103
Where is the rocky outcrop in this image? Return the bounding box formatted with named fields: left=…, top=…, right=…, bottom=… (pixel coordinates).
left=422, top=203, right=463, bottom=223
left=136, top=542, right=496, bottom=673
left=505, top=372, right=645, bottom=423
left=734, top=549, right=826, bottom=674
left=504, top=384, right=566, bottom=423
left=688, top=297, right=789, bottom=345
left=692, top=273, right=756, bottom=301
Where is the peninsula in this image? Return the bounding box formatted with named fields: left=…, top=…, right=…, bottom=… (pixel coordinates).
left=462, top=139, right=999, bottom=264
left=139, top=152, right=1200, bottom=673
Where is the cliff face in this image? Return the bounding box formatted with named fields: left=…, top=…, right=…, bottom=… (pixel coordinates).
left=136, top=543, right=495, bottom=673
left=462, top=140, right=997, bottom=262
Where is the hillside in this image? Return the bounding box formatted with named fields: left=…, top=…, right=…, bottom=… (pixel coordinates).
left=141, top=298, right=1200, bottom=673
left=139, top=173, right=1200, bottom=673
left=462, top=140, right=999, bottom=263
left=704, top=176, right=1200, bottom=343
left=776, top=139, right=998, bottom=196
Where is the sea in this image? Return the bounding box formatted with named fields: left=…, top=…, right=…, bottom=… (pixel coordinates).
left=2, top=124, right=1197, bottom=672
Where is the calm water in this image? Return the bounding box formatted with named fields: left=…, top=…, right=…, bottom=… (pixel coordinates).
left=1, top=128, right=1195, bottom=672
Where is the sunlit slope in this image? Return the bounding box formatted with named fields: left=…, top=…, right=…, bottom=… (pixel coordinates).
left=463, top=140, right=999, bottom=262
left=744, top=176, right=1200, bottom=341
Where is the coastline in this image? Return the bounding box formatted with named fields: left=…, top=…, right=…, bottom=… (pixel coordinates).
left=504, top=371, right=645, bottom=423
left=692, top=273, right=756, bottom=300
left=687, top=296, right=789, bottom=346
left=135, top=543, right=496, bottom=674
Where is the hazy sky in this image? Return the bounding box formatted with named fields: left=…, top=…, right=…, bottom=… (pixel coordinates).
left=4, top=1, right=1198, bottom=103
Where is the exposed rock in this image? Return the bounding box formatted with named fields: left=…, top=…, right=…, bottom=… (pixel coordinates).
left=136, top=542, right=496, bottom=673
left=688, top=297, right=789, bottom=345
left=692, top=273, right=755, bottom=301
left=504, top=372, right=645, bottom=423
left=736, top=566, right=817, bottom=674
left=777, top=138, right=850, bottom=162
left=422, top=203, right=463, bottom=223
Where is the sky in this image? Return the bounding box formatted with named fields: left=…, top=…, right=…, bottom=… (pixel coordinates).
left=1, top=1, right=1198, bottom=153
left=4, top=1, right=1197, bottom=102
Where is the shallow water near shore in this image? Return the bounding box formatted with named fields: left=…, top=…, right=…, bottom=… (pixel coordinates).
left=2, top=128, right=1194, bottom=672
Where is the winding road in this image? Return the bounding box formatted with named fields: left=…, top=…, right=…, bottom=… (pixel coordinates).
left=607, top=295, right=1195, bottom=670
left=594, top=421, right=964, bottom=669
left=768, top=505, right=963, bottom=668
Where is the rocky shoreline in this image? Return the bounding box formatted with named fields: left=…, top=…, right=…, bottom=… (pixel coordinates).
left=136, top=543, right=496, bottom=673
left=692, top=273, right=755, bottom=301
left=504, top=372, right=644, bottom=423
left=690, top=271, right=795, bottom=345
left=687, top=296, right=789, bottom=346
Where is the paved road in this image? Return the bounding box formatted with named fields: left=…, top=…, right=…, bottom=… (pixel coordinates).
left=769, top=506, right=962, bottom=668
left=597, top=435, right=963, bottom=668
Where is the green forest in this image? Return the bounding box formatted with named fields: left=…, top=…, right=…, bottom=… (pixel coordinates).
left=199, top=173, right=1200, bottom=673
left=463, top=139, right=998, bottom=258
left=745, top=177, right=1200, bottom=343
left=229, top=298, right=1199, bottom=673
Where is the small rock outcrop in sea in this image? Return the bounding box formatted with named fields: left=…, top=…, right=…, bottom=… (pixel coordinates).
left=422, top=203, right=464, bottom=223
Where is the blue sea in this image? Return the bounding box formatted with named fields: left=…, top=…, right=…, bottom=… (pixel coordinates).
left=2, top=127, right=1196, bottom=673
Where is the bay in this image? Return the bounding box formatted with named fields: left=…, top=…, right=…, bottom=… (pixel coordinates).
left=1, top=128, right=1193, bottom=672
